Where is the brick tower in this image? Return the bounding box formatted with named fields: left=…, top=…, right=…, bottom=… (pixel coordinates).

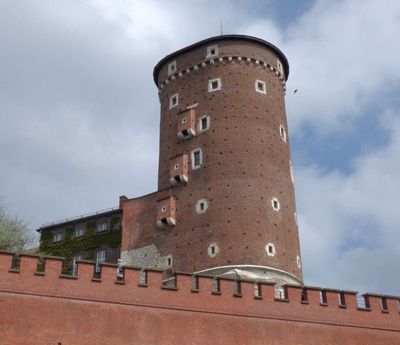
left=121, top=35, right=302, bottom=286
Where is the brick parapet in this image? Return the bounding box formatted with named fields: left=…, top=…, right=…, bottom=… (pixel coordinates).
left=1, top=251, right=399, bottom=333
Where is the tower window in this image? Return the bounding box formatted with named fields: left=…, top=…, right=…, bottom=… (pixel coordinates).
left=169, top=93, right=179, bottom=109
left=166, top=255, right=172, bottom=267
left=174, top=163, right=179, bottom=170
left=206, top=45, right=218, bottom=57
left=196, top=199, right=208, bottom=214
left=208, top=243, right=219, bottom=257
left=168, top=60, right=177, bottom=75
left=277, top=59, right=283, bottom=74
left=198, top=115, right=210, bottom=132
left=271, top=198, right=280, bottom=211
left=265, top=243, right=276, bottom=257
left=181, top=117, right=187, bottom=124
left=161, top=205, right=167, bottom=212
left=255, top=80, right=266, bottom=94
left=191, top=148, right=203, bottom=169
left=289, top=160, right=294, bottom=183
left=208, top=78, right=221, bottom=92
left=279, top=125, right=287, bottom=142
left=297, top=256, right=301, bottom=268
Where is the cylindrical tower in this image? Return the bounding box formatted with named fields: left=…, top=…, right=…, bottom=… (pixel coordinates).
left=152, top=35, right=302, bottom=285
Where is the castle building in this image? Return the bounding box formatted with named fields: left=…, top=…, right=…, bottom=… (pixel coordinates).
left=2, top=34, right=400, bottom=345
left=120, top=35, right=302, bottom=287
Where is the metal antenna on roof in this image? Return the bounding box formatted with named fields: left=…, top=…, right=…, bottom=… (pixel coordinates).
left=220, top=20, right=223, bottom=35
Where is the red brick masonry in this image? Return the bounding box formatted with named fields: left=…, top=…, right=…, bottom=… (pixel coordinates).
left=1, top=252, right=399, bottom=345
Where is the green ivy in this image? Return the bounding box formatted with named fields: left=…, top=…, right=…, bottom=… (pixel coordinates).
left=39, top=216, right=122, bottom=273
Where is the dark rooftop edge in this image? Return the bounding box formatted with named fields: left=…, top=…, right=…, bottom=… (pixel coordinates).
left=153, top=34, right=289, bottom=85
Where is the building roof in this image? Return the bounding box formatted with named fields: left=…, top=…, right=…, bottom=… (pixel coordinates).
left=153, top=34, right=289, bottom=85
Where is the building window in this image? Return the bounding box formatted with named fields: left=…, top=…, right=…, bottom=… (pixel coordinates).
left=181, top=117, right=187, bottom=124
left=168, top=60, right=177, bottom=75
left=277, top=59, right=283, bottom=74
left=208, top=78, right=221, bottom=92
left=198, top=115, right=210, bottom=132
left=289, top=160, right=294, bottom=183
left=266, top=243, right=276, bottom=257
left=196, top=199, right=208, bottom=214
left=294, top=212, right=298, bottom=226
left=74, top=226, right=85, bottom=237
left=169, top=93, right=179, bottom=109
left=97, top=221, right=108, bottom=233
left=271, top=197, right=280, bottom=211
left=208, top=243, right=218, bottom=257
left=161, top=205, right=167, bottom=212
left=166, top=255, right=172, bottom=267
left=255, top=79, right=266, bottom=94
left=279, top=125, right=287, bottom=142
left=95, top=249, right=106, bottom=273
left=206, top=44, right=218, bottom=57
left=296, top=256, right=302, bottom=268
left=174, top=163, right=179, bottom=170
left=191, top=148, right=203, bottom=169
left=53, top=232, right=64, bottom=243
left=72, top=254, right=83, bottom=276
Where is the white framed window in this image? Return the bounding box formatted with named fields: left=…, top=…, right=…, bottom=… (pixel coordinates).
left=74, top=226, right=85, bottom=237
left=198, top=115, right=210, bottom=132
left=166, top=255, right=173, bottom=267
left=277, top=59, right=283, bottom=74
left=279, top=125, right=287, bottom=142
left=271, top=198, right=280, bottom=211
left=95, top=249, right=106, bottom=273
left=53, top=232, right=64, bottom=243
left=265, top=243, right=276, bottom=257
left=289, top=160, right=294, bottom=183
left=161, top=205, right=167, bottom=212
left=294, top=212, right=298, bottom=226
left=191, top=148, right=203, bottom=169
left=208, top=78, right=221, bottom=92
left=196, top=199, right=208, bottom=214
left=174, top=163, right=179, bottom=170
left=168, top=60, right=177, bottom=75
left=275, top=287, right=285, bottom=299
left=181, top=117, right=187, bottom=124
left=169, top=93, right=179, bottom=109
left=97, top=221, right=108, bottom=233
left=255, top=79, right=266, bottom=94
left=208, top=243, right=219, bottom=257
left=72, top=254, right=83, bottom=276
left=206, top=44, right=218, bottom=57
left=296, top=255, right=302, bottom=268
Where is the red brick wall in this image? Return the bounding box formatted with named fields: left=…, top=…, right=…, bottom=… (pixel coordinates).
left=1, top=252, right=399, bottom=345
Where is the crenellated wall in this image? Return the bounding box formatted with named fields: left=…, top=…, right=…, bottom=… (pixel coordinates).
left=1, top=251, right=399, bottom=345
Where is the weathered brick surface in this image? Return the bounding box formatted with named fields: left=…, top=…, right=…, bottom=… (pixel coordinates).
left=1, top=252, right=399, bottom=345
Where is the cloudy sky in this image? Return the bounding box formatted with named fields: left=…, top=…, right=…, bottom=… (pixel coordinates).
left=1, top=0, right=399, bottom=296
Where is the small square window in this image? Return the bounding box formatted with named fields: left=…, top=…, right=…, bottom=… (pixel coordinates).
left=74, top=226, right=85, bottom=237
left=266, top=243, right=276, bottom=257
left=271, top=198, right=280, bottom=211
left=279, top=125, right=287, bottom=142
left=208, top=243, right=218, bottom=257
left=191, top=148, right=203, bottom=169
left=196, top=199, right=208, bottom=214
left=255, top=79, right=266, bottom=94
left=169, top=94, right=179, bottom=109
left=161, top=205, right=167, bottom=212
left=208, top=78, right=221, bottom=92
left=174, top=163, right=179, bottom=170
left=53, top=232, right=64, bottom=243
left=168, top=60, right=177, bottom=75
left=181, top=117, right=187, bottom=124
left=97, top=221, right=108, bottom=232
left=198, top=115, right=210, bottom=132
left=206, top=45, right=218, bottom=57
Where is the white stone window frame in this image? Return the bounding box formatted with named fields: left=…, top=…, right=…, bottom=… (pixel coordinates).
left=191, top=148, right=203, bottom=170
left=208, top=243, right=219, bottom=258
left=206, top=44, right=218, bottom=57
left=168, top=60, right=177, bottom=75
left=198, top=115, right=210, bottom=132
left=208, top=78, right=221, bottom=93
left=196, top=199, right=208, bottom=214
left=74, top=226, right=85, bottom=238
left=255, top=79, right=267, bottom=94
left=279, top=125, right=287, bottom=142
left=294, top=212, right=298, bottom=226
left=53, top=231, right=64, bottom=243
left=271, top=197, right=280, bottom=211
left=169, top=93, right=179, bottom=109
left=161, top=205, right=167, bottom=212
left=265, top=243, right=276, bottom=257
left=277, top=59, right=284, bottom=74
left=174, top=163, right=179, bottom=170
left=181, top=117, right=187, bottom=124
left=296, top=255, right=302, bottom=268
left=289, top=160, right=294, bottom=183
